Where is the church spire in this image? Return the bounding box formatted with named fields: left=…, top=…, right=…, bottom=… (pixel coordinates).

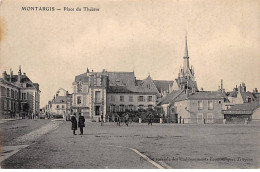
left=183, top=35, right=190, bottom=73
left=184, top=35, right=189, bottom=58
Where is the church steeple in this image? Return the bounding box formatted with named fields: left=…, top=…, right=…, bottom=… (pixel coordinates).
left=184, top=35, right=189, bottom=58
left=183, top=35, right=190, bottom=73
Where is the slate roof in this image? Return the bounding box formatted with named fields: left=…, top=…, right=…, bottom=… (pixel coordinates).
left=2, top=74, right=39, bottom=90
left=135, top=80, right=143, bottom=86
left=5, top=74, right=31, bottom=83
left=75, top=73, right=89, bottom=82
left=107, top=86, right=133, bottom=93
left=74, top=71, right=136, bottom=86
left=153, top=80, right=174, bottom=92
left=187, top=91, right=226, bottom=100
left=0, top=78, right=20, bottom=88
left=107, top=86, right=157, bottom=95
left=240, top=91, right=255, bottom=102
left=157, top=90, right=184, bottom=105
left=222, top=101, right=260, bottom=115
left=53, top=96, right=67, bottom=104
left=159, top=90, right=226, bottom=105
left=175, top=78, right=198, bottom=91
left=227, top=90, right=238, bottom=97
left=253, top=93, right=260, bottom=101
left=107, top=72, right=135, bottom=86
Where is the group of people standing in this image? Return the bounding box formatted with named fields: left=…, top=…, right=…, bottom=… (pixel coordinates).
left=71, top=113, right=85, bottom=135
left=70, top=112, right=154, bottom=135
left=116, top=113, right=130, bottom=126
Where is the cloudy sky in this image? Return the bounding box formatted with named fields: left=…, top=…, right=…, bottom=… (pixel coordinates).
left=0, top=0, right=260, bottom=108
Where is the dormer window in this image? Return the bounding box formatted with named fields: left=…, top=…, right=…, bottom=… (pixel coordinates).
left=77, top=82, right=82, bottom=93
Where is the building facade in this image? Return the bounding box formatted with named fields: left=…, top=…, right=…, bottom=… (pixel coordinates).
left=49, top=88, right=72, bottom=119
left=71, top=69, right=160, bottom=121
left=222, top=101, right=260, bottom=124
left=107, top=86, right=157, bottom=113
left=72, top=70, right=108, bottom=120
left=0, top=66, right=41, bottom=119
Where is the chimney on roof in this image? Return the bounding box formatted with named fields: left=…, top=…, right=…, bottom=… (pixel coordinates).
left=18, top=65, right=22, bottom=83
left=23, top=72, right=26, bottom=76
left=241, top=83, right=246, bottom=92
left=220, top=79, right=223, bottom=93
left=201, top=88, right=204, bottom=91
left=253, top=88, right=258, bottom=93
left=235, top=85, right=238, bottom=91
left=2, top=71, right=7, bottom=80
left=9, top=69, right=13, bottom=82
left=87, top=68, right=89, bottom=73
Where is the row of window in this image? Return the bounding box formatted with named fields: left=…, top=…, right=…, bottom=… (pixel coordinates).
left=198, top=100, right=221, bottom=110
left=75, top=95, right=154, bottom=105
left=1, top=86, right=29, bottom=100
left=197, top=113, right=214, bottom=123
left=56, top=105, right=65, bottom=109
left=111, top=95, right=153, bottom=102
left=1, top=99, right=19, bottom=112
left=109, top=104, right=153, bottom=112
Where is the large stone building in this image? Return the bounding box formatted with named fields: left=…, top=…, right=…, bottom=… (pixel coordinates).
left=72, top=70, right=108, bottom=120
left=0, top=66, right=41, bottom=119
left=71, top=68, right=173, bottom=121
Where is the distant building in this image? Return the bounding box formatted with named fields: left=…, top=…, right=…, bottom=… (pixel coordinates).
left=107, top=85, right=157, bottom=114
left=159, top=89, right=228, bottom=124
left=0, top=66, right=40, bottom=119
left=223, top=83, right=259, bottom=110
left=136, top=75, right=174, bottom=100
left=49, top=88, right=72, bottom=119
left=222, top=101, right=260, bottom=124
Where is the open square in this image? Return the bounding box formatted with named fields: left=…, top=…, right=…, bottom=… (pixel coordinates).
left=1, top=120, right=259, bottom=168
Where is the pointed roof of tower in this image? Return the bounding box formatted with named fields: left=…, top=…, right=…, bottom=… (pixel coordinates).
left=184, top=35, right=189, bottom=58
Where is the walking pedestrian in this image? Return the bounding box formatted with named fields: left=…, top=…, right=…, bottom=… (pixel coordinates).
left=116, top=114, right=121, bottom=126
left=125, top=113, right=129, bottom=126
left=101, top=113, right=104, bottom=126
left=71, top=113, right=77, bottom=135
left=78, top=113, right=85, bottom=135
left=148, top=113, right=153, bottom=126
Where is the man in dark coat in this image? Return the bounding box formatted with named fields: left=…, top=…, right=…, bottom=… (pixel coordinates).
left=101, top=112, right=104, bottom=126
left=78, top=113, right=85, bottom=135
left=116, top=114, right=120, bottom=126
left=148, top=113, right=153, bottom=126
left=71, top=113, right=77, bottom=135
left=125, top=113, right=129, bottom=126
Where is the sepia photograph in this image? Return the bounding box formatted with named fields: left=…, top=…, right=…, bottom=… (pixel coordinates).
left=0, top=0, right=260, bottom=169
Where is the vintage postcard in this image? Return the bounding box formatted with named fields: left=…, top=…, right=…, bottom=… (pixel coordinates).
left=0, top=0, right=259, bottom=169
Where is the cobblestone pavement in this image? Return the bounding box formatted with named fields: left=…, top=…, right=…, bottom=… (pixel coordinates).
left=13, top=120, right=61, bottom=145
left=1, top=121, right=260, bottom=169
left=0, top=119, right=52, bottom=146
left=0, top=119, right=63, bottom=166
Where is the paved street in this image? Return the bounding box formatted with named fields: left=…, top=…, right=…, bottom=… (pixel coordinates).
left=1, top=120, right=260, bottom=168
